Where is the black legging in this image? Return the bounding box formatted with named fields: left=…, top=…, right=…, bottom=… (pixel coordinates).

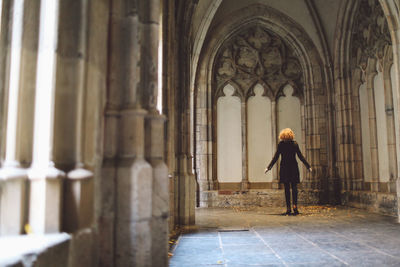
left=284, top=182, right=298, bottom=210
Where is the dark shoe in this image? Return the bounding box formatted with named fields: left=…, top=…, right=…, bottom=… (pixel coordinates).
left=281, top=210, right=291, bottom=216
left=293, top=208, right=299, bottom=216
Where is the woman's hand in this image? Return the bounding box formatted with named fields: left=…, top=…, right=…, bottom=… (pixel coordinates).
left=308, top=167, right=313, bottom=173
left=264, top=167, right=270, bottom=174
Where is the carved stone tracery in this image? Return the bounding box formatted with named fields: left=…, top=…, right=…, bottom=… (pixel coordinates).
left=214, top=26, right=303, bottom=100
left=351, top=0, right=392, bottom=70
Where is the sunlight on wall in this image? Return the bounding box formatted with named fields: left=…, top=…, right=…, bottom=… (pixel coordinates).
left=374, top=68, right=390, bottom=182
left=31, top=0, right=59, bottom=170
left=217, top=84, right=242, bottom=182
left=247, top=84, right=273, bottom=182
left=359, top=82, right=372, bottom=181
left=157, top=11, right=162, bottom=113
left=391, top=65, right=400, bottom=176
left=277, top=84, right=303, bottom=178
left=5, top=0, right=24, bottom=165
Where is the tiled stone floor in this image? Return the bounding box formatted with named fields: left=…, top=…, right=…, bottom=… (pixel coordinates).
left=169, top=206, right=400, bottom=267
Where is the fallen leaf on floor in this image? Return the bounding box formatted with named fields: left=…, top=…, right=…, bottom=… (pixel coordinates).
left=24, top=223, right=33, bottom=235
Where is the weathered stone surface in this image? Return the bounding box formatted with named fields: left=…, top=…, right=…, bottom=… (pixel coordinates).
left=0, top=234, right=70, bottom=267
left=199, top=189, right=320, bottom=208
left=115, top=158, right=153, bottom=267
left=0, top=169, right=27, bottom=235
left=67, top=229, right=94, bottom=267
left=341, top=190, right=398, bottom=216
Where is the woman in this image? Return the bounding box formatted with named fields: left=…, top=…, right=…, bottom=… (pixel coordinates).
left=265, top=128, right=312, bottom=215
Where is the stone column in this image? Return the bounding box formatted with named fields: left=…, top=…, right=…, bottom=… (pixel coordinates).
left=176, top=106, right=196, bottom=225
left=271, top=100, right=279, bottom=188
left=140, top=0, right=169, bottom=267
left=0, top=0, right=12, bottom=161
left=177, top=153, right=196, bottom=225
left=366, top=59, right=380, bottom=191
left=114, top=5, right=153, bottom=266
left=0, top=0, right=28, bottom=236
left=175, top=105, right=195, bottom=225
left=16, top=0, right=40, bottom=168
left=140, top=0, right=169, bottom=264
left=52, top=0, right=94, bottom=233
left=115, top=108, right=152, bottom=267
left=241, top=100, right=249, bottom=190
left=146, top=113, right=168, bottom=267
left=382, top=52, right=397, bottom=192
left=28, top=0, right=64, bottom=234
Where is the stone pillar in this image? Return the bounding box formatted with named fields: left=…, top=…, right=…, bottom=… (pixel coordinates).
left=241, top=100, right=249, bottom=190
left=366, top=59, right=380, bottom=191
left=141, top=0, right=170, bottom=264
left=16, top=0, right=40, bottom=168
left=271, top=100, right=279, bottom=188
left=145, top=113, right=168, bottom=267
left=186, top=102, right=196, bottom=222
left=0, top=0, right=13, bottom=162
left=382, top=50, right=398, bottom=192
left=115, top=108, right=152, bottom=267
left=177, top=154, right=196, bottom=225
left=0, top=0, right=28, bottom=236
left=52, top=0, right=94, bottom=233
left=100, top=107, right=118, bottom=266
left=177, top=105, right=195, bottom=224
left=139, top=0, right=160, bottom=111
left=28, top=0, right=64, bottom=234
left=113, top=4, right=154, bottom=265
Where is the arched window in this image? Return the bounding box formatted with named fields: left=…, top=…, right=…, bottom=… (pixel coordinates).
left=277, top=84, right=303, bottom=179
left=247, top=84, right=273, bottom=182
left=217, top=84, right=242, bottom=183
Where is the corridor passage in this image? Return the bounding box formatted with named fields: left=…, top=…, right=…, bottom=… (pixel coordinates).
left=169, top=206, right=400, bottom=267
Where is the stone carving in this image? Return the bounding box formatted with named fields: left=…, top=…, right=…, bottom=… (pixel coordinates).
left=351, top=0, right=392, bottom=69
left=214, top=26, right=303, bottom=100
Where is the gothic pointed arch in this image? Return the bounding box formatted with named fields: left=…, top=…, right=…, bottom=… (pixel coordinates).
left=334, top=0, right=399, bottom=216
left=194, top=4, right=331, bottom=201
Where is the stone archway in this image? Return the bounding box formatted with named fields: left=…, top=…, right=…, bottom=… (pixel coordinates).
left=193, top=4, right=332, bottom=207
left=378, top=0, right=400, bottom=220
left=334, top=0, right=399, bottom=216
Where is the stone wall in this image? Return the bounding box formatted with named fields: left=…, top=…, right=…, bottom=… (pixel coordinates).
left=200, top=189, right=320, bottom=208
left=334, top=0, right=399, bottom=216
left=194, top=4, right=333, bottom=207
left=0, top=0, right=171, bottom=266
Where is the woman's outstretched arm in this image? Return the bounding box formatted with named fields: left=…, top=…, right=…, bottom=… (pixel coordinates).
left=295, top=143, right=311, bottom=170
left=265, top=143, right=280, bottom=172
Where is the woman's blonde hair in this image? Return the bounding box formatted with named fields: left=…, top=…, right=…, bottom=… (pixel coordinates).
left=279, top=128, right=295, bottom=141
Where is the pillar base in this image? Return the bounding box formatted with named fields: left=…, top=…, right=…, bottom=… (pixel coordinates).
left=115, top=157, right=153, bottom=267
left=28, top=165, right=65, bottom=234
left=0, top=166, right=28, bottom=235
left=241, top=181, right=249, bottom=191
left=63, top=168, right=94, bottom=232
left=178, top=172, right=196, bottom=225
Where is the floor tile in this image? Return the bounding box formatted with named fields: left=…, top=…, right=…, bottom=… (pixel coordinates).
left=169, top=206, right=400, bottom=267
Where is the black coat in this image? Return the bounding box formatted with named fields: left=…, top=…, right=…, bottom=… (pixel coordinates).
left=267, top=140, right=310, bottom=183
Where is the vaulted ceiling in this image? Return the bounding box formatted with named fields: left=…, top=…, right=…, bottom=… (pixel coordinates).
left=189, top=0, right=343, bottom=89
